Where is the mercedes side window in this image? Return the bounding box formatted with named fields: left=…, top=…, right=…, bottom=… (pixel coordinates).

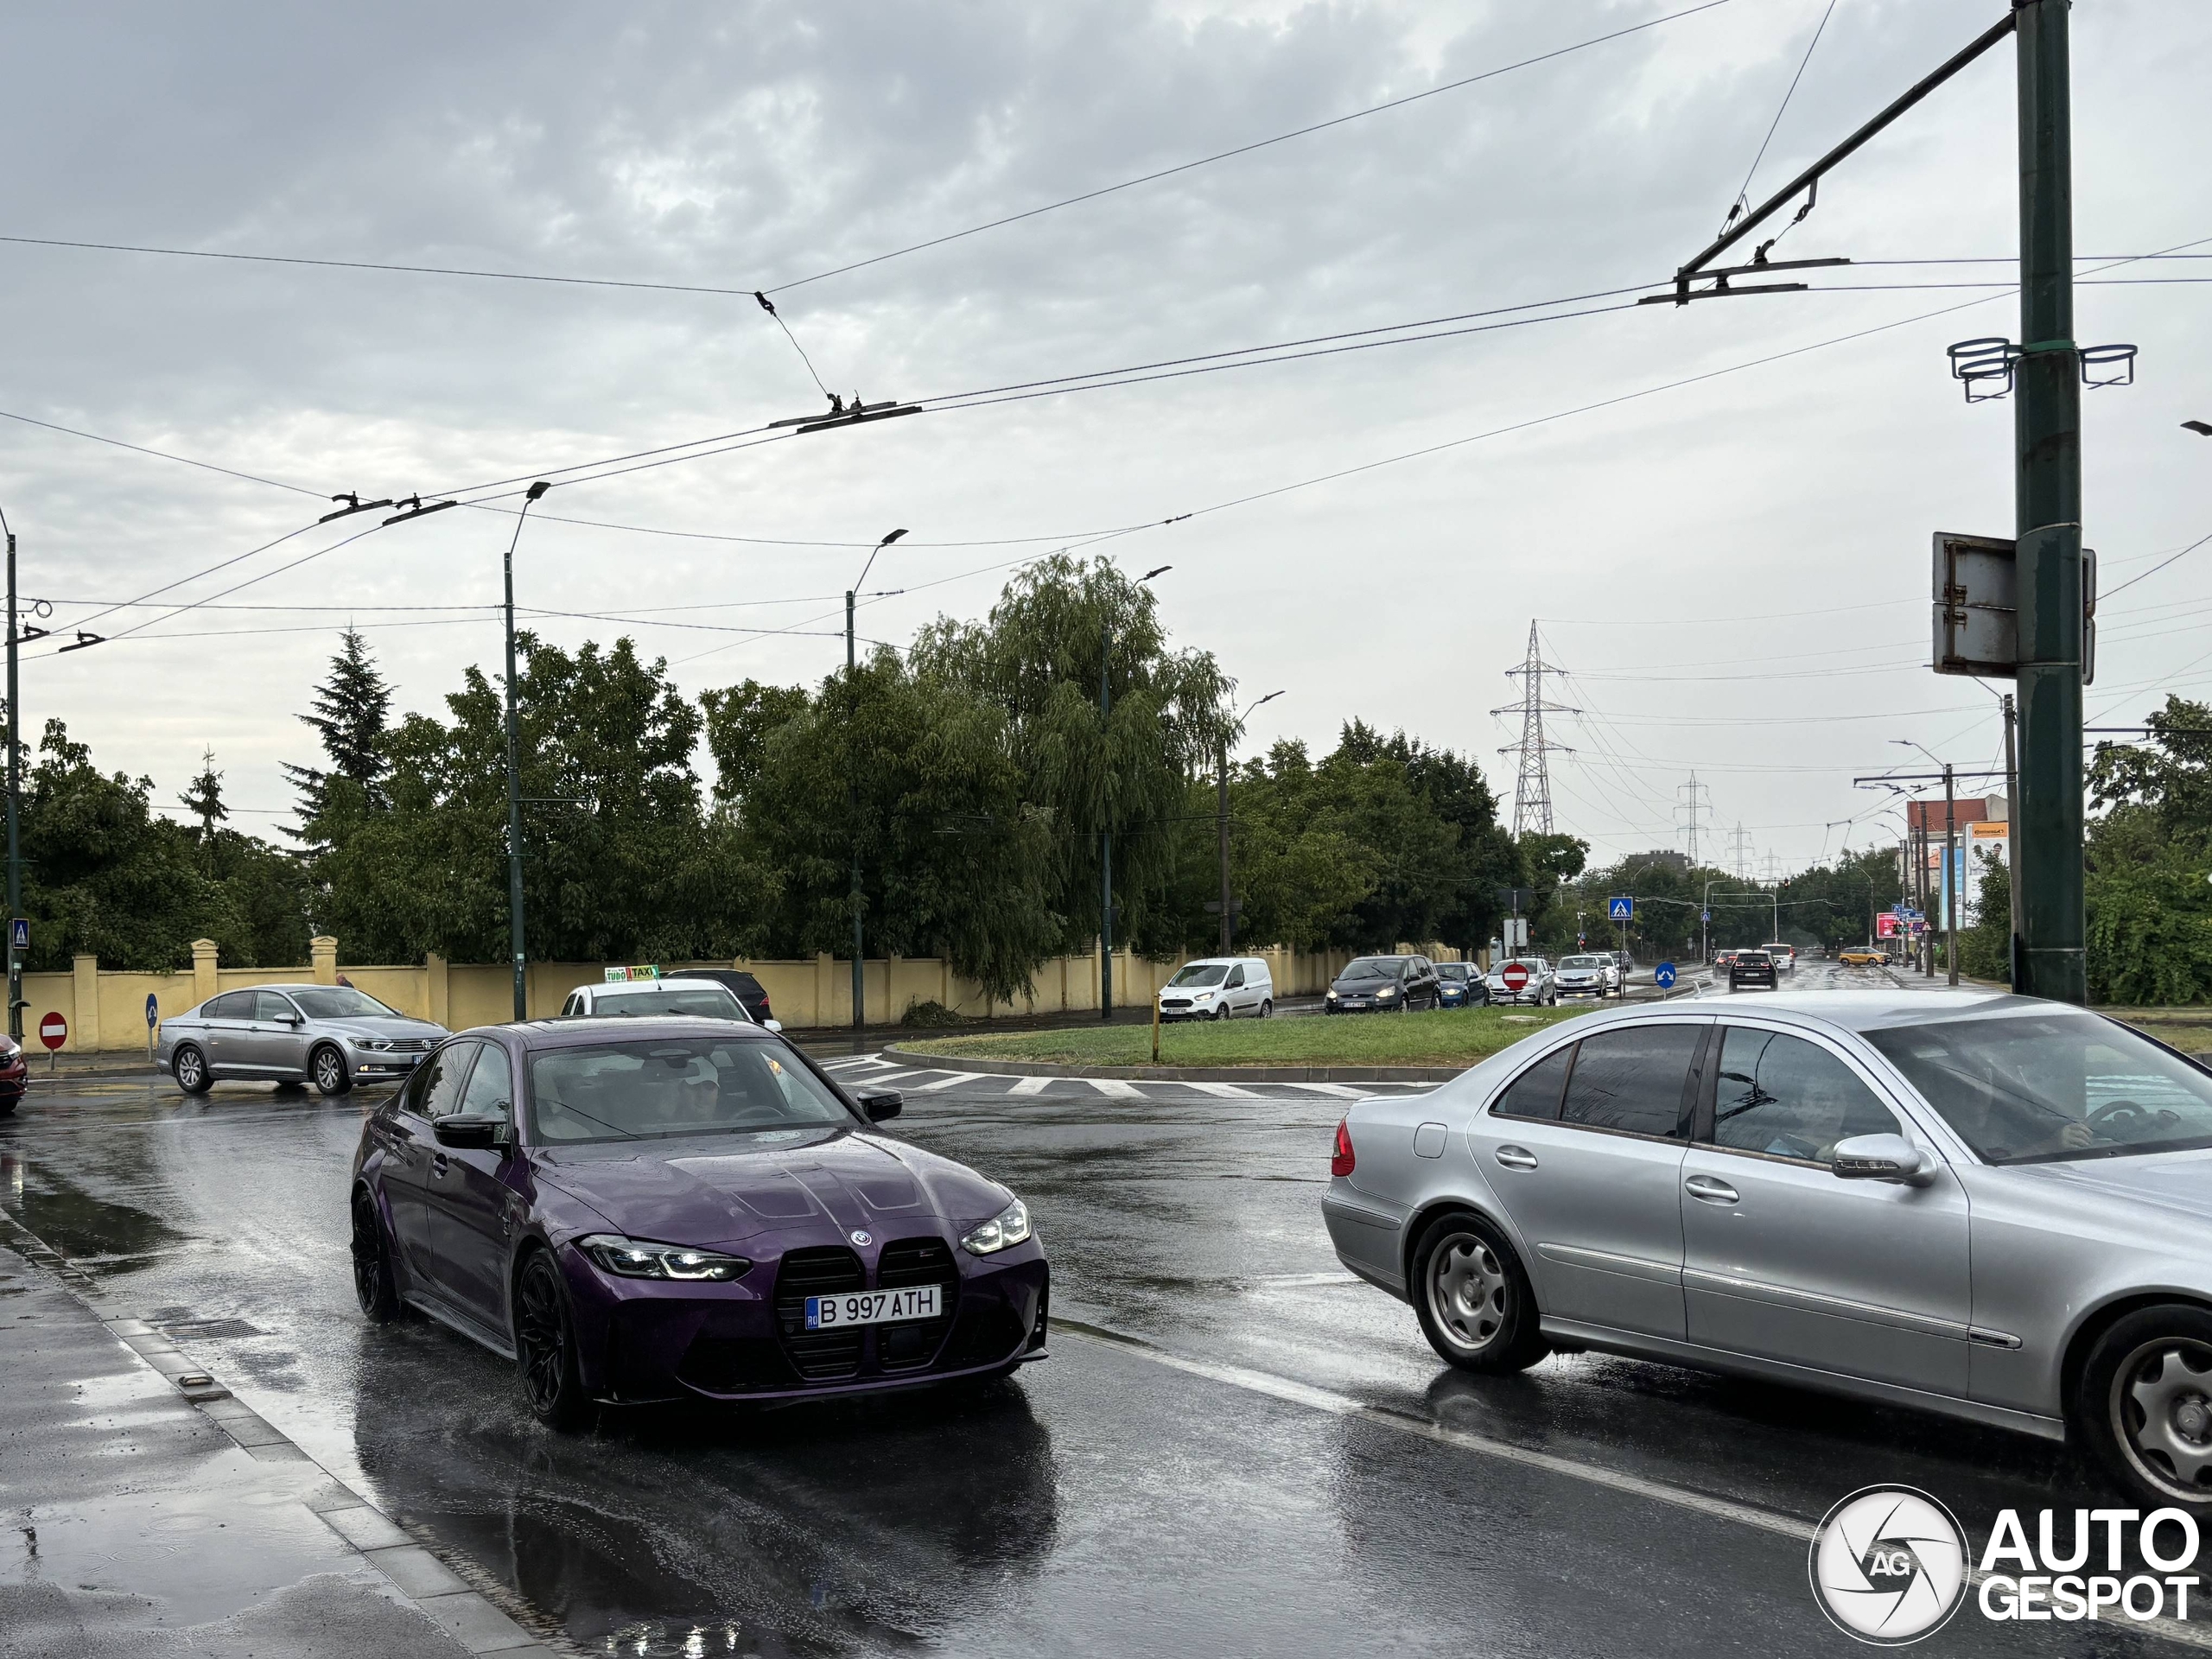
left=1709, top=1027, right=1899, bottom=1164
left=457, top=1044, right=513, bottom=1122
left=1559, top=1025, right=1701, bottom=1140
left=1492, top=1044, right=1573, bottom=1120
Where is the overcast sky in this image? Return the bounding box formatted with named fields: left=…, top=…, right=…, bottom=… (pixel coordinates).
left=2, top=0, right=2206, bottom=874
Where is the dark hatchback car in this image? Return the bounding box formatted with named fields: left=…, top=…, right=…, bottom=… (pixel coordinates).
left=1434, top=963, right=1486, bottom=1008
left=1325, top=955, right=1441, bottom=1014
left=670, top=969, right=774, bottom=1027
left=349, top=1017, right=1047, bottom=1427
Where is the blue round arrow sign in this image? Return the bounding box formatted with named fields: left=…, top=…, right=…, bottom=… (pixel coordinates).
left=1654, top=962, right=1677, bottom=989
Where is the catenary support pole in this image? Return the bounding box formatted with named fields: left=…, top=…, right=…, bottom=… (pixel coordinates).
left=4, top=526, right=19, bottom=1042
left=1217, top=744, right=1233, bottom=956
left=1944, top=763, right=1960, bottom=987
left=848, top=588, right=864, bottom=1042
left=2012, top=0, right=2086, bottom=1003
left=1100, top=616, right=1114, bottom=1022
left=503, top=487, right=548, bottom=1022
left=2002, top=691, right=2021, bottom=987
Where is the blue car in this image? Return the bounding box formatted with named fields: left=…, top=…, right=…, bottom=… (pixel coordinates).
left=1435, top=963, right=1486, bottom=1007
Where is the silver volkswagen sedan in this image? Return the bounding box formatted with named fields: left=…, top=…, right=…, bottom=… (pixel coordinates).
left=158, top=984, right=449, bottom=1096
left=1324, top=990, right=2212, bottom=1510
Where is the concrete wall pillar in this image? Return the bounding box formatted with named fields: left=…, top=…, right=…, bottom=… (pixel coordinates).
left=70, top=956, right=99, bottom=1052
left=310, top=936, right=339, bottom=986
left=191, top=938, right=219, bottom=1007
left=426, top=953, right=450, bottom=1028
left=814, top=952, right=832, bottom=1029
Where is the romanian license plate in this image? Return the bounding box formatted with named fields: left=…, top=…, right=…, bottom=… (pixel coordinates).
left=804, top=1285, right=942, bottom=1330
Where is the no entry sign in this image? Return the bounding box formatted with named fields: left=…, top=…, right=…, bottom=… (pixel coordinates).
left=38, top=1012, right=67, bottom=1051
left=1500, top=963, right=1530, bottom=995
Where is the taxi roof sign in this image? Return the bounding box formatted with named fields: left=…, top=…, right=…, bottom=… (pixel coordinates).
left=604, top=964, right=661, bottom=982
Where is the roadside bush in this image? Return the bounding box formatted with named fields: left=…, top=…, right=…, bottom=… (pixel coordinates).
left=900, top=999, right=967, bottom=1028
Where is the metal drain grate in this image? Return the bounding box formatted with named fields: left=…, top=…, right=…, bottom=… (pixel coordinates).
left=155, top=1318, right=263, bottom=1341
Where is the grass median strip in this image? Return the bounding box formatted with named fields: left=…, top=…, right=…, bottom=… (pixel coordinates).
left=899, top=1005, right=1587, bottom=1069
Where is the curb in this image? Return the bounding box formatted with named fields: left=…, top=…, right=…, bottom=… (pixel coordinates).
left=879, top=1043, right=1474, bottom=1084
left=0, top=1207, right=575, bottom=1658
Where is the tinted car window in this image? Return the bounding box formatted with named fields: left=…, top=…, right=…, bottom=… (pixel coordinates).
left=1560, top=1026, right=1700, bottom=1139
left=412, top=1044, right=476, bottom=1120
left=1493, top=1045, right=1573, bottom=1120
left=206, top=991, right=254, bottom=1019
left=458, top=1045, right=514, bottom=1121
left=529, top=1038, right=853, bottom=1143
left=1709, top=1027, right=1897, bottom=1162
left=253, top=990, right=299, bottom=1021
left=594, top=988, right=746, bottom=1020
left=1866, top=1010, right=2212, bottom=1165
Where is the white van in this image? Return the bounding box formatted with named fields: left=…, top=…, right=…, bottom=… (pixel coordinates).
left=1156, top=957, right=1274, bottom=1022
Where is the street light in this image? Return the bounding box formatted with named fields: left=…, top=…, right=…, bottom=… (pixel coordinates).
left=846, top=529, right=907, bottom=1043
left=1100, top=565, right=1170, bottom=1020
left=1216, top=690, right=1285, bottom=955
left=503, top=480, right=552, bottom=1020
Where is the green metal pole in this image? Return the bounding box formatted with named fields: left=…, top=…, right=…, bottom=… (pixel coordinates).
left=1100, top=617, right=1114, bottom=1022
left=2012, top=0, right=2085, bottom=1003
left=849, top=589, right=864, bottom=1042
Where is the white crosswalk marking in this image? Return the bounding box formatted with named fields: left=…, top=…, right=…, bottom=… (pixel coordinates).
left=1008, top=1075, right=1053, bottom=1095
left=1287, top=1082, right=1364, bottom=1098
left=1184, top=1081, right=1259, bottom=1098
left=909, top=1072, right=972, bottom=1090
left=1084, top=1078, right=1142, bottom=1099
left=822, top=1055, right=891, bottom=1071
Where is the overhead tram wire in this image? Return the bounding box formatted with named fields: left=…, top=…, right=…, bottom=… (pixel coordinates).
left=1719, top=0, right=1838, bottom=238
left=0, top=3, right=1737, bottom=308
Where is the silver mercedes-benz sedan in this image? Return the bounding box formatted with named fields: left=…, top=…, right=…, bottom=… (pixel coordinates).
left=158, top=983, right=449, bottom=1096
left=1324, top=990, right=2212, bottom=1510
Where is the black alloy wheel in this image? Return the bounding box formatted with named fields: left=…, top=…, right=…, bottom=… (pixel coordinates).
left=173, top=1044, right=211, bottom=1095
left=311, top=1045, right=350, bottom=1096
left=351, top=1189, right=404, bottom=1322
left=515, top=1252, right=591, bottom=1431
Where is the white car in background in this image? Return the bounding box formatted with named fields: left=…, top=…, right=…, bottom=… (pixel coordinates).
left=1483, top=957, right=1557, bottom=1007
left=557, top=976, right=775, bottom=1027
left=1157, top=957, right=1274, bottom=1021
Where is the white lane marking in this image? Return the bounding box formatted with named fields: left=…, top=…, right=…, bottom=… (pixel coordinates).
left=1183, top=1081, right=1259, bottom=1098
left=1052, top=1327, right=2212, bottom=1651
left=821, top=1055, right=889, bottom=1071
left=1084, top=1078, right=1143, bottom=1099
left=1287, top=1083, right=1363, bottom=1098
left=1008, top=1075, right=1054, bottom=1096
left=857, top=1070, right=929, bottom=1086
left=909, top=1072, right=974, bottom=1090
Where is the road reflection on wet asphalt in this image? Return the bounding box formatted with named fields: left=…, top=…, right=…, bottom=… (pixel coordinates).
left=0, top=1059, right=2183, bottom=1656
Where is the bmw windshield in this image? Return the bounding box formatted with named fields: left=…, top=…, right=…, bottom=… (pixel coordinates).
left=1866, top=1011, right=2212, bottom=1165
left=529, top=1039, right=853, bottom=1143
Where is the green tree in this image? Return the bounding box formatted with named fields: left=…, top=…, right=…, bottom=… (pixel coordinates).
left=284, top=627, right=393, bottom=837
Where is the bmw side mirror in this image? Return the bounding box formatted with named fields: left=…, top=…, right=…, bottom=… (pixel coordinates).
left=434, top=1115, right=512, bottom=1152
left=859, top=1090, right=903, bottom=1122
left=1831, top=1133, right=1931, bottom=1187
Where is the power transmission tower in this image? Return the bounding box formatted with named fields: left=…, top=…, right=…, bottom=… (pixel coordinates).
left=1492, top=622, right=1576, bottom=836
left=1759, top=851, right=1783, bottom=885
left=1675, top=773, right=1713, bottom=868
left=1727, top=823, right=1754, bottom=880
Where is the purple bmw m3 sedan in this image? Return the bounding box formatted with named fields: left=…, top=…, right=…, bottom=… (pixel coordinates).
left=348, top=1016, right=1048, bottom=1427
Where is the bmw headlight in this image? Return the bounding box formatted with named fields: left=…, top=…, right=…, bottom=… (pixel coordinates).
left=960, top=1198, right=1032, bottom=1256
left=577, top=1234, right=750, bottom=1281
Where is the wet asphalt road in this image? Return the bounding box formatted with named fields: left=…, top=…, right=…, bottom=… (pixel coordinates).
left=0, top=972, right=2188, bottom=1658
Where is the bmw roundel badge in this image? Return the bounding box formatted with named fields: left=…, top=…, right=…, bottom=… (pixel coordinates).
left=849, top=1230, right=873, bottom=1247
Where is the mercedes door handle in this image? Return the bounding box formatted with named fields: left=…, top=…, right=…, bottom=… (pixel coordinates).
left=1494, top=1146, right=1539, bottom=1171
left=1684, top=1174, right=1739, bottom=1205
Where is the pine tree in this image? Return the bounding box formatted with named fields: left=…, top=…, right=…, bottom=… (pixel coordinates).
left=283, top=628, right=393, bottom=838
left=179, top=747, right=227, bottom=853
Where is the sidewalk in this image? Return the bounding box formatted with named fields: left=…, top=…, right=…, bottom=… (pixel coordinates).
left=0, top=1222, right=563, bottom=1658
